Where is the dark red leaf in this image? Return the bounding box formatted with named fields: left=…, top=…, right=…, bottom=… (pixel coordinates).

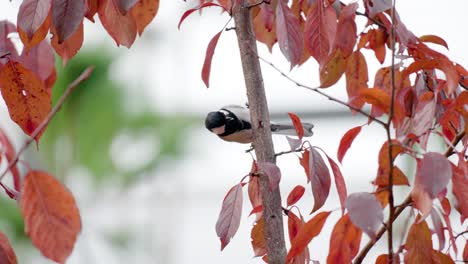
left=375, top=254, right=400, bottom=264
left=258, top=161, right=281, bottom=191
left=327, top=156, right=347, bottom=215
left=17, top=0, right=52, bottom=41
left=346, top=192, right=383, bottom=239
left=0, top=232, right=18, bottom=264
left=113, top=0, right=138, bottom=15
left=178, top=2, right=223, bottom=30
left=337, top=126, right=362, bottom=163
left=417, top=152, right=452, bottom=199
left=249, top=205, right=263, bottom=217
left=51, top=0, right=85, bottom=43
left=287, top=185, right=305, bottom=207
left=288, top=112, right=304, bottom=139
left=21, top=171, right=81, bottom=263
left=327, top=214, right=362, bottom=264
left=216, top=183, right=243, bottom=250
left=364, top=0, right=392, bottom=17
left=463, top=242, right=468, bottom=263
left=452, top=164, right=468, bottom=222
left=98, top=0, right=137, bottom=48
left=0, top=129, right=20, bottom=191
left=276, top=0, right=303, bottom=68
left=303, top=0, right=337, bottom=64
left=333, top=3, right=358, bottom=58
left=404, top=219, right=433, bottom=263
left=429, top=209, right=445, bottom=251
left=251, top=219, right=266, bottom=257
left=0, top=21, right=18, bottom=64
left=286, top=211, right=330, bottom=263
left=85, top=0, right=98, bottom=21
left=309, top=148, right=331, bottom=213
left=201, top=30, right=222, bottom=88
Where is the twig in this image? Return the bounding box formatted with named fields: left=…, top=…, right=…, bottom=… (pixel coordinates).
left=355, top=11, right=386, bottom=29
left=256, top=56, right=387, bottom=127
left=275, top=147, right=303, bottom=157
left=0, top=66, right=94, bottom=184
left=384, top=1, right=398, bottom=261
left=244, top=0, right=270, bottom=9
left=444, top=131, right=465, bottom=157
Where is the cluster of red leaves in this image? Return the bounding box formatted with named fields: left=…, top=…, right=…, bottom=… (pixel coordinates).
left=192, top=0, right=468, bottom=263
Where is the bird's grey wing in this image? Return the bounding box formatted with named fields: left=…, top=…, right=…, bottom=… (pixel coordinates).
left=222, top=105, right=251, bottom=123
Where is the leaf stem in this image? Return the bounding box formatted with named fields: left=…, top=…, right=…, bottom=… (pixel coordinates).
left=0, top=67, right=94, bottom=184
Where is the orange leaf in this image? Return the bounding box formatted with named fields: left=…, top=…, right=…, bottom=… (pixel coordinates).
left=18, top=14, right=50, bottom=50
left=375, top=254, right=400, bottom=264
left=345, top=51, right=368, bottom=109
left=201, top=31, right=222, bottom=88
left=432, top=250, right=455, bottom=264
left=288, top=112, right=304, bottom=139
left=286, top=211, right=330, bottom=263
left=253, top=5, right=277, bottom=52
left=17, top=0, right=52, bottom=41
left=51, top=22, right=84, bottom=65
left=251, top=219, right=266, bottom=257
left=0, top=232, right=18, bottom=264
left=404, top=220, right=433, bottom=263
left=327, top=214, right=362, bottom=264
left=287, top=185, right=305, bottom=206
left=130, top=0, right=159, bottom=35
left=21, top=171, right=81, bottom=263
left=405, top=58, right=459, bottom=95
left=0, top=61, right=51, bottom=139
left=98, top=0, right=137, bottom=48
left=337, top=125, right=362, bottom=163
left=419, top=34, right=448, bottom=49
left=320, top=48, right=346, bottom=88
left=359, top=87, right=390, bottom=113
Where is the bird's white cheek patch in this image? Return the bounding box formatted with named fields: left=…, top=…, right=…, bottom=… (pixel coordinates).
left=212, top=126, right=225, bottom=135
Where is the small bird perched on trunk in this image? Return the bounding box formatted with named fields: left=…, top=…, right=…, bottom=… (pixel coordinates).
left=205, top=105, right=314, bottom=143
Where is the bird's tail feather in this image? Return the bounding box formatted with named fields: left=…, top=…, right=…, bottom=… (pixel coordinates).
left=270, top=122, right=314, bottom=137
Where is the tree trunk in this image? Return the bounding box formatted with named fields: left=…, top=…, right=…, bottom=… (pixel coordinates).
left=232, top=2, right=287, bottom=264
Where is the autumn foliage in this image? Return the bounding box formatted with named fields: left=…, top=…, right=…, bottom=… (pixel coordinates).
left=0, top=0, right=466, bottom=263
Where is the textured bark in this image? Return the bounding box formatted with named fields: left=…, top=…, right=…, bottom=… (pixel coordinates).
left=232, top=2, right=287, bottom=263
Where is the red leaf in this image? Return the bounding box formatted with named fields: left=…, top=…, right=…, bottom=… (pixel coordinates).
left=417, top=152, right=452, bottom=199
left=327, top=156, right=347, bottom=215
left=345, top=51, right=368, bottom=109
left=276, top=0, right=303, bottom=68
left=429, top=209, right=445, bottom=251
left=287, top=185, right=305, bottom=207
left=404, top=219, right=433, bottom=263
left=253, top=5, right=277, bottom=52
left=287, top=211, right=311, bottom=264
left=0, top=232, right=18, bottom=264
left=440, top=198, right=458, bottom=253
left=0, top=129, right=20, bottom=192
left=21, top=171, right=81, bottom=263
left=249, top=205, right=263, bottom=217
left=319, top=48, right=346, bottom=88
left=178, top=3, right=222, bottom=30
left=286, top=211, right=331, bottom=263
left=411, top=183, right=433, bottom=220
left=51, top=0, right=85, bottom=43
left=333, top=3, right=358, bottom=58
left=463, top=242, right=468, bottom=263
left=51, top=22, right=84, bottom=65
left=327, top=214, right=362, bottom=264
left=337, top=125, right=362, bottom=163
left=411, top=96, right=436, bottom=144
left=364, top=0, right=392, bottom=17
left=346, top=192, right=383, bottom=239
left=452, top=165, right=468, bottom=222
left=18, top=13, right=50, bottom=50
left=248, top=175, right=262, bottom=212
left=216, top=183, right=243, bottom=250
left=113, top=0, right=138, bottom=15
left=19, top=40, right=55, bottom=81
left=419, top=35, right=449, bottom=49
left=375, top=254, right=400, bottom=264
left=309, top=148, right=331, bottom=213
left=0, top=21, right=18, bottom=64
left=130, top=0, right=159, bottom=35
left=405, top=58, right=459, bottom=95
left=258, top=161, right=281, bottom=191
left=85, top=0, right=98, bottom=21
left=251, top=219, right=266, bottom=257
left=288, top=112, right=304, bottom=139
left=98, top=0, right=137, bottom=48
left=0, top=61, right=51, bottom=140
left=17, top=0, right=52, bottom=41
left=303, top=0, right=337, bottom=64
left=201, top=31, right=222, bottom=88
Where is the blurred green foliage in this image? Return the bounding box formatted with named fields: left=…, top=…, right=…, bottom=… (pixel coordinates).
left=40, top=49, right=195, bottom=184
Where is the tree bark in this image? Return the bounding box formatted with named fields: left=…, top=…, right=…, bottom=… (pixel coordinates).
left=232, top=2, right=287, bottom=264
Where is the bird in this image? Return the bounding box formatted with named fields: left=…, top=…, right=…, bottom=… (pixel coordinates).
left=205, top=105, right=314, bottom=143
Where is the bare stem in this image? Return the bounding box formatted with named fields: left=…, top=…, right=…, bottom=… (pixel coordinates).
left=0, top=67, right=94, bottom=184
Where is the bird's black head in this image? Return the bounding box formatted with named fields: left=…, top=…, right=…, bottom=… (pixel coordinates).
left=205, top=111, right=226, bottom=130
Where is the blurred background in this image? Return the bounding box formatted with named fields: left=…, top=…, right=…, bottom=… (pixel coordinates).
left=0, top=0, right=467, bottom=263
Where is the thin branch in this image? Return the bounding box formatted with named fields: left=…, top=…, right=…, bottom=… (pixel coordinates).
left=256, top=56, right=387, bottom=127
left=0, top=66, right=94, bottom=184
left=444, top=131, right=465, bottom=157
left=355, top=11, right=386, bottom=29
left=275, top=147, right=302, bottom=157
